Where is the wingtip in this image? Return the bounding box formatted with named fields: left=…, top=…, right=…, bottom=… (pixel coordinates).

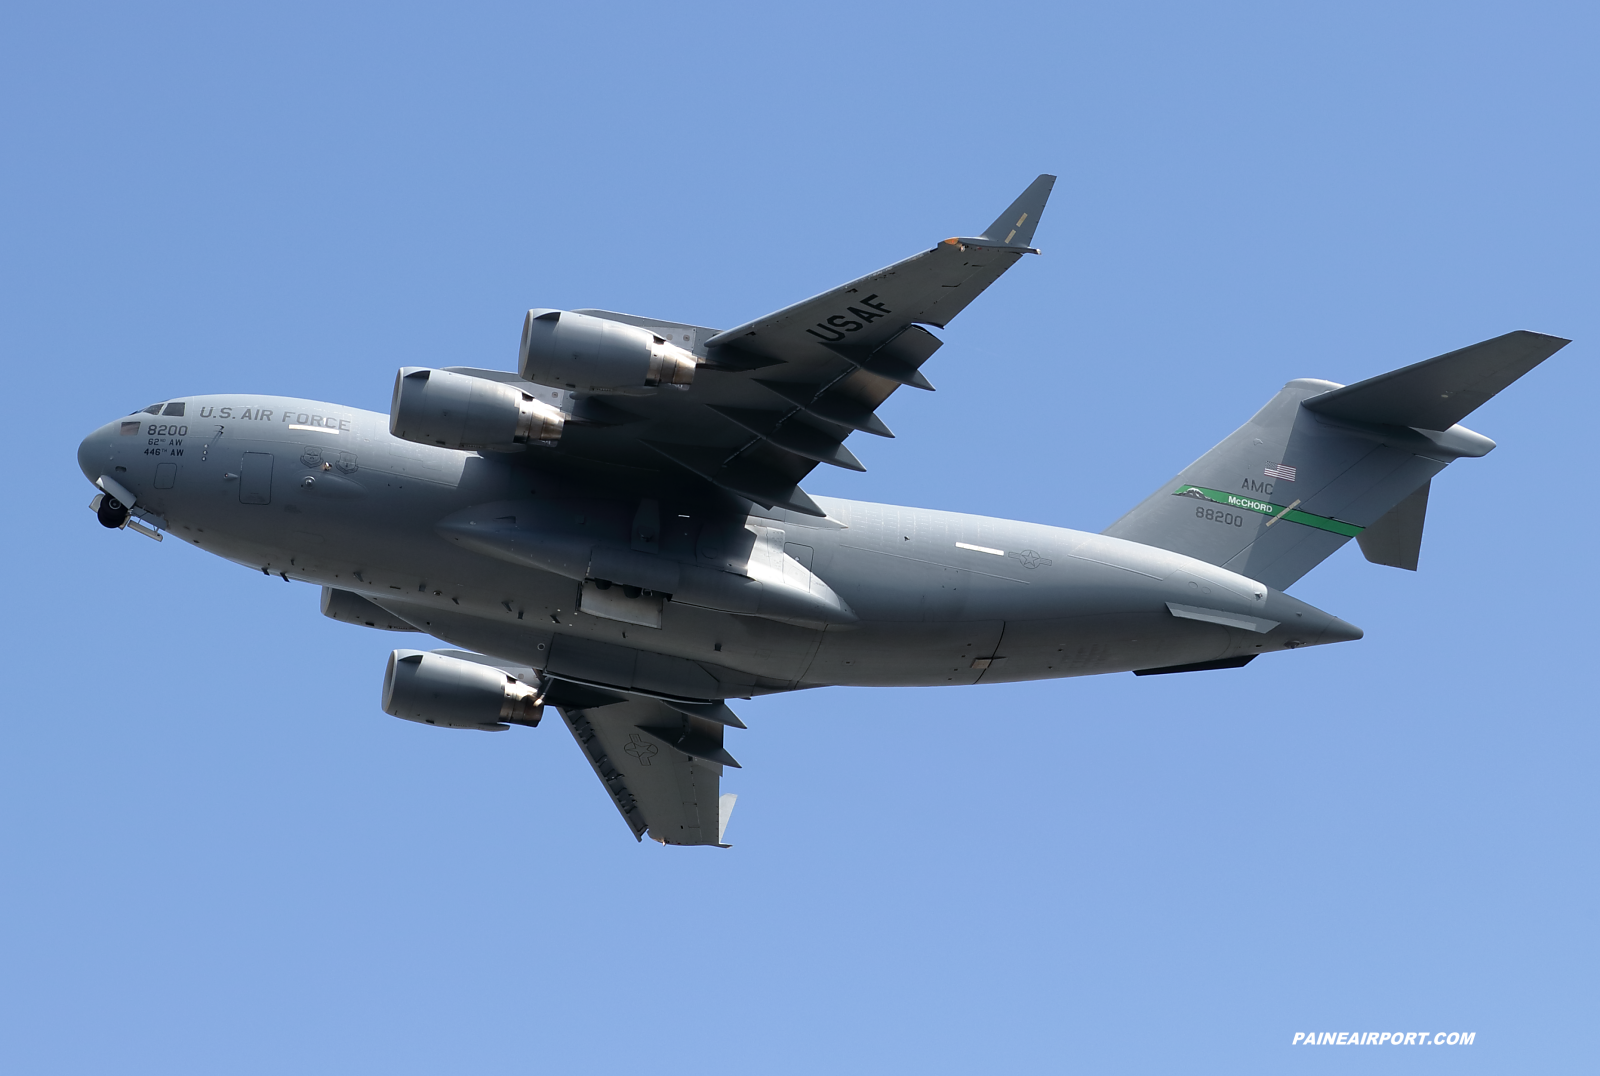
left=978, top=174, right=1056, bottom=247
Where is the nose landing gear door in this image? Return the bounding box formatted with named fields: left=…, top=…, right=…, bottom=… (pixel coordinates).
left=240, top=452, right=274, bottom=504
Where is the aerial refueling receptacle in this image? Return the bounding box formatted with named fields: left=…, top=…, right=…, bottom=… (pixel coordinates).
left=382, top=649, right=547, bottom=732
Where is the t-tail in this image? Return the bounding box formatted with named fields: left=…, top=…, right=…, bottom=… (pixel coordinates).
left=1104, top=331, right=1569, bottom=590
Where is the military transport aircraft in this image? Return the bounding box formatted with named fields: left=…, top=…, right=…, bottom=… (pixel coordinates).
left=77, top=175, right=1568, bottom=846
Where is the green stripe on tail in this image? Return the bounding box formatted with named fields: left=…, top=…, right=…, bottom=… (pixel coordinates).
left=1172, top=486, right=1364, bottom=537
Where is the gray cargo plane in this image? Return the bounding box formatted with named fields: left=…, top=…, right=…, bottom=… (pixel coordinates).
left=77, top=175, right=1567, bottom=846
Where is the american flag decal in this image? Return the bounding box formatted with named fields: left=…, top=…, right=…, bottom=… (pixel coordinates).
left=1264, top=462, right=1297, bottom=481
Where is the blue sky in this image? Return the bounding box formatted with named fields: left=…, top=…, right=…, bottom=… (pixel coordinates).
left=3, top=2, right=1596, bottom=1072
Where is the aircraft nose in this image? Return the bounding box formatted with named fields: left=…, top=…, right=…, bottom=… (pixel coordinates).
left=78, top=422, right=117, bottom=484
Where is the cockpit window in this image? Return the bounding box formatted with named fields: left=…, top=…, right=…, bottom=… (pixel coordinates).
left=162, top=401, right=186, bottom=417
left=142, top=403, right=164, bottom=415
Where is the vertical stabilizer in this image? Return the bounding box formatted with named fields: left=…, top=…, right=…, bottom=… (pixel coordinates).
left=1104, top=332, right=1566, bottom=589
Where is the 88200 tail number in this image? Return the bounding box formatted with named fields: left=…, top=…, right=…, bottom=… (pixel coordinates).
left=1197, top=506, right=1245, bottom=528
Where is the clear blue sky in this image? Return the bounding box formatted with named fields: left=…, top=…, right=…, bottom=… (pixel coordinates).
left=3, top=2, right=1595, bottom=1072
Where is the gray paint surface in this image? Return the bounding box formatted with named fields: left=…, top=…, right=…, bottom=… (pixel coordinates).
left=73, top=177, right=1566, bottom=845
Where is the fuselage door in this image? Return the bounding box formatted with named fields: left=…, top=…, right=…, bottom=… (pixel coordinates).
left=240, top=452, right=274, bottom=504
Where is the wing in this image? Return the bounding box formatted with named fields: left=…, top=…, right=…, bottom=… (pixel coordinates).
left=551, top=685, right=740, bottom=847
left=414, top=650, right=743, bottom=845
left=704, top=173, right=1057, bottom=363
left=461, top=175, right=1055, bottom=517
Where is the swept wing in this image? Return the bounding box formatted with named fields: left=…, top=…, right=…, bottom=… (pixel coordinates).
left=453, top=175, right=1055, bottom=517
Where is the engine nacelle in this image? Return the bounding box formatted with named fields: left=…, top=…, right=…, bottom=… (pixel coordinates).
left=381, top=650, right=545, bottom=732
left=390, top=367, right=564, bottom=450
left=519, top=309, right=698, bottom=393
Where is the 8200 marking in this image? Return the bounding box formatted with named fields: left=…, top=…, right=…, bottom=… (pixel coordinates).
left=1196, top=506, right=1245, bottom=528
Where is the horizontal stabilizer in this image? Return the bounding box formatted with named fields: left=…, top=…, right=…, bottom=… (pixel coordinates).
left=1303, top=330, right=1568, bottom=431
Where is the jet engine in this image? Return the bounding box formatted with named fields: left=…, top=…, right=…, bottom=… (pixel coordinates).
left=390, top=367, right=565, bottom=450
left=519, top=309, right=698, bottom=393
left=381, top=650, right=546, bottom=732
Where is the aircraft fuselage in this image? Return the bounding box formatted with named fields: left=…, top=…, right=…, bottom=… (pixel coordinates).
left=78, top=394, right=1359, bottom=701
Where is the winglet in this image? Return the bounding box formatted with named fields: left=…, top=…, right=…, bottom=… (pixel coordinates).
left=979, top=174, right=1056, bottom=247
